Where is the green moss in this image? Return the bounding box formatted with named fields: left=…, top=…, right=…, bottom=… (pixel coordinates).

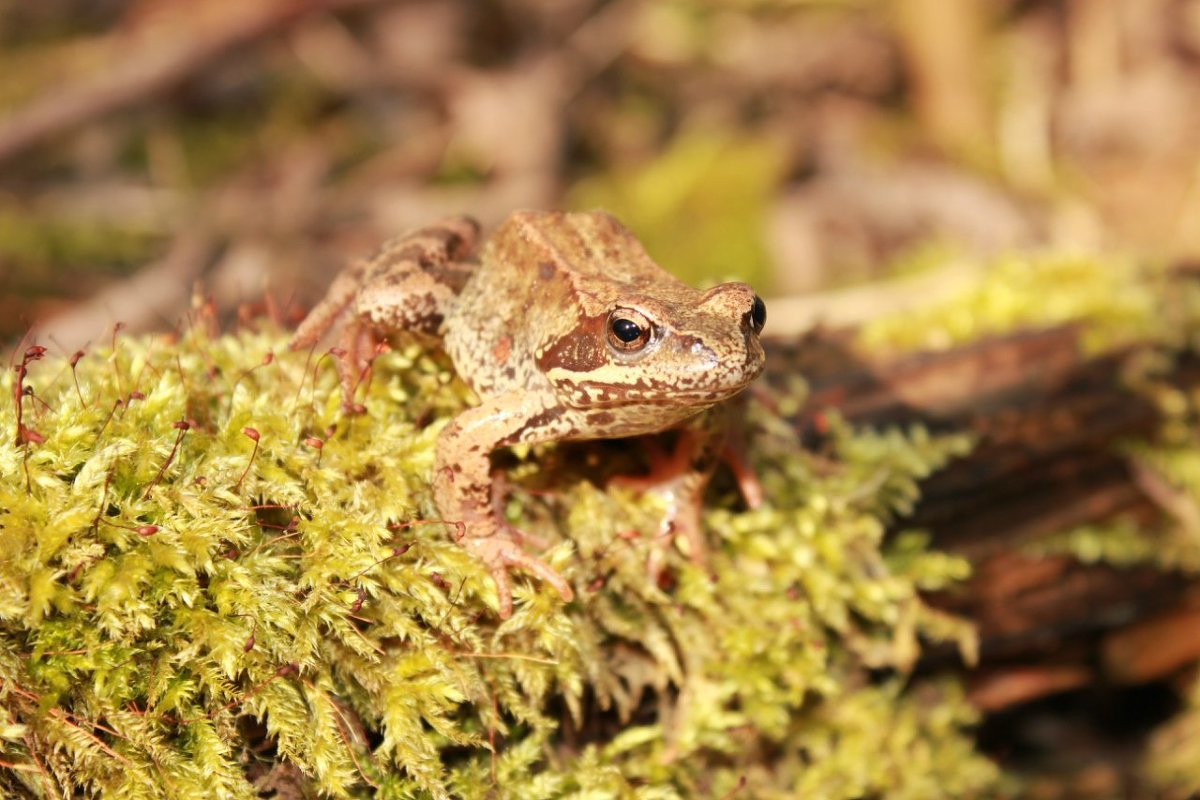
left=1024, top=520, right=1161, bottom=569
left=1, top=323, right=995, bottom=797
left=1146, top=674, right=1200, bottom=797
left=858, top=252, right=1165, bottom=355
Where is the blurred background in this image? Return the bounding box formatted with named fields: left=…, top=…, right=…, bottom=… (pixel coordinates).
left=3, top=0, right=1198, bottom=348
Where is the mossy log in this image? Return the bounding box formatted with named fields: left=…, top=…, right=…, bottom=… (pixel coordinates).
left=767, top=324, right=1200, bottom=709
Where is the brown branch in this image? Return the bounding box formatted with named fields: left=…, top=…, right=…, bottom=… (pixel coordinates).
left=0, top=0, right=377, bottom=165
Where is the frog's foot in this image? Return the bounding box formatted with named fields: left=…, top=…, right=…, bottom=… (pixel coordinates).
left=461, top=533, right=574, bottom=618
left=608, top=431, right=713, bottom=581
left=335, top=320, right=382, bottom=411
left=642, top=475, right=708, bottom=585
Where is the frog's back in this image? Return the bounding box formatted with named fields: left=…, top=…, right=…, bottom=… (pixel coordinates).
left=443, top=210, right=682, bottom=397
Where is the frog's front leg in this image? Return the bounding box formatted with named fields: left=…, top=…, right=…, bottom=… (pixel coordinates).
left=289, top=216, right=480, bottom=406
left=434, top=389, right=577, bottom=617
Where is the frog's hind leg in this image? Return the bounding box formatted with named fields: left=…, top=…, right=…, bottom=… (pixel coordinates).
left=351, top=216, right=480, bottom=337
left=289, top=256, right=371, bottom=352
left=289, top=216, right=480, bottom=407
left=288, top=255, right=382, bottom=406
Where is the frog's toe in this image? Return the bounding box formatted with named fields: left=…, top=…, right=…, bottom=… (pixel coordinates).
left=488, top=565, right=515, bottom=619
left=464, top=536, right=574, bottom=618
left=722, top=441, right=764, bottom=509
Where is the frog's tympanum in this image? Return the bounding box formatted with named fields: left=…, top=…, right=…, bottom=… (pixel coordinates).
left=291, top=211, right=767, bottom=617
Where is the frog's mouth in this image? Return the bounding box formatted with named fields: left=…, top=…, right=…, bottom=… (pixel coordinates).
left=559, top=365, right=763, bottom=409
left=673, top=363, right=765, bottom=403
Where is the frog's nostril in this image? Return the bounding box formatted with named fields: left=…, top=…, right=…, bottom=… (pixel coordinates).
left=746, top=295, right=766, bottom=334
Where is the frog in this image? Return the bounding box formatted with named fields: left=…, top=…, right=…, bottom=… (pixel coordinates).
left=290, top=210, right=767, bottom=617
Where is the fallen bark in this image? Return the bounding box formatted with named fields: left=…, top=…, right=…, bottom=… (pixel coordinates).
left=764, top=323, right=1200, bottom=703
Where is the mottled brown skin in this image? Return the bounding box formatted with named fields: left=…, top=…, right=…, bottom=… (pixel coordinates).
left=291, top=210, right=766, bottom=617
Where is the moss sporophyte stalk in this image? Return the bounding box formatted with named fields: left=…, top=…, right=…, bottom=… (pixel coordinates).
left=1, top=322, right=993, bottom=798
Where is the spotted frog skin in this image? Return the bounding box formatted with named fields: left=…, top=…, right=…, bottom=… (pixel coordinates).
left=291, top=210, right=766, bottom=617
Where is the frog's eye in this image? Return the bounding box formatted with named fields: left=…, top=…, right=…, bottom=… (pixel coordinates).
left=607, top=308, right=653, bottom=352
left=749, top=295, right=766, bottom=334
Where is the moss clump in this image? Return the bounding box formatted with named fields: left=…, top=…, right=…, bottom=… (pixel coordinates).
left=2, top=320, right=994, bottom=798
left=858, top=253, right=1166, bottom=355
left=1146, top=675, right=1200, bottom=797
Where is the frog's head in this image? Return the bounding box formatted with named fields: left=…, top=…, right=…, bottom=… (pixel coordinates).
left=536, top=280, right=767, bottom=411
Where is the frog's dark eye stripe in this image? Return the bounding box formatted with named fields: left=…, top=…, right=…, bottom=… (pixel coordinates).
left=607, top=308, right=653, bottom=352
left=749, top=295, right=766, bottom=334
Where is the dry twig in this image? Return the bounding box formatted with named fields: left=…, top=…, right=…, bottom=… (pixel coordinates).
left=0, top=0, right=378, bottom=165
